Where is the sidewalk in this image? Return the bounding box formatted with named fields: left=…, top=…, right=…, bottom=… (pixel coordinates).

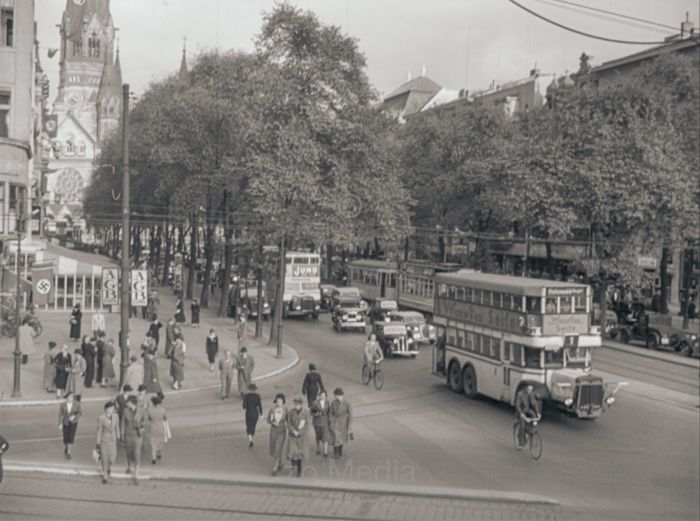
left=0, top=284, right=297, bottom=406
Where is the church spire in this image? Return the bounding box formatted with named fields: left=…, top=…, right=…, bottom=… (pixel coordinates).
left=179, top=37, right=188, bottom=80
left=114, top=44, right=122, bottom=87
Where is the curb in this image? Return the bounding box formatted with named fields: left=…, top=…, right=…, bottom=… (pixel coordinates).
left=0, top=345, right=299, bottom=409
left=600, top=341, right=699, bottom=369
left=3, top=462, right=559, bottom=506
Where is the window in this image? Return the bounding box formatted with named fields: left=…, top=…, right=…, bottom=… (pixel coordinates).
left=473, top=334, right=481, bottom=354
left=438, top=283, right=447, bottom=297
left=389, top=273, right=396, bottom=288
left=1, top=7, right=12, bottom=47
left=474, top=289, right=482, bottom=305
left=448, top=285, right=456, bottom=299
left=526, top=297, right=542, bottom=313
left=0, top=183, right=4, bottom=233
left=524, top=347, right=541, bottom=368
left=77, top=142, right=86, bottom=156
left=65, top=139, right=74, bottom=155
left=560, top=297, right=572, bottom=313
left=491, top=338, right=500, bottom=359
left=456, top=287, right=464, bottom=301
left=464, top=287, right=472, bottom=302
left=502, top=341, right=511, bottom=362
left=88, top=32, right=100, bottom=58
left=493, top=292, right=502, bottom=308
left=446, top=327, right=456, bottom=346
left=482, top=335, right=491, bottom=356
left=456, top=329, right=465, bottom=349
left=544, top=349, right=564, bottom=368
left=72, top=39, right=82, bottom=57
left=465, top=331, right=473, bottom=351
left=545, top=298, right=557, bottom=313
left=484, top=291, right=492, bottom=306
left=0, top=90, right=9, bottom=137
left=512, top=295, right=523, bottom=311
left=573, top=295, right=586, bottom=313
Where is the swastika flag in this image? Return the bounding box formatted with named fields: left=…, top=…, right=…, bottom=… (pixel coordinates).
left=32, top=263, right=55, bottom=306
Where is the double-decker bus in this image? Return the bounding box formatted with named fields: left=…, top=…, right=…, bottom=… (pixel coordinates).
left=283, top=251, right=321, bottom=319
left=431, top=271, right=623, bottom=419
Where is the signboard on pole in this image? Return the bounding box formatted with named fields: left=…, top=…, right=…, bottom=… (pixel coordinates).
left=31, top=262, right=54, bottom=306
left=102, top=268, right=120, bottom=305
left=131, top=269, right=148, bottom=306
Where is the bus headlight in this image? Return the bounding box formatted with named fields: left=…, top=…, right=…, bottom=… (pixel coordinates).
left=606, top=397, right=615, bottom=406
left=564, top=398, right=573, bottom=407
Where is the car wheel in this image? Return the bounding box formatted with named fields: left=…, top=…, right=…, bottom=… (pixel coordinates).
left=463, top=365, right=477, bottom=399
left=448, top=361, right=463, bottom=393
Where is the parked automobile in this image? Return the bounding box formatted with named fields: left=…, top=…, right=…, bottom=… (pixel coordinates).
left=320, top=284, right=336, bottom=311
left=241, top=285, right=271, bottom=320
left=610, top=314, right=676, bottom=350
left=675, top=330, right=699, bottom=357
left=368, top=298, right=398, bottom=324
left=372, top=322, right=418, bottom=359
left=390, top=311, right=435, bottom=346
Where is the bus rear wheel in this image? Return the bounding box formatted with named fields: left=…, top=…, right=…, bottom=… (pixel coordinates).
left=463, top=365, right=477, bottom=399
left=448, top=361, right=463, bottom=393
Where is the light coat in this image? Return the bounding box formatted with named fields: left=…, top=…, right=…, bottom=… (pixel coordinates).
left=91, top=312, right=106, bottom=334
left=287, top=407, right=310, bottom=461
left=96, top=412, right=120, bottom=470
left=124, top=361, right=144, bottom=392
left=236, top=353, right=255, bottom=395
left=329, top=398, right=352, bottom=447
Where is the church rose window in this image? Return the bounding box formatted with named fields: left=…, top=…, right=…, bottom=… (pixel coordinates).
left=56, top=169, right=84, bottom=203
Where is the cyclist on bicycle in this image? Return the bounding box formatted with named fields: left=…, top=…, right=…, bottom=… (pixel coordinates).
left=363, top=334, right=384, bottom=374
left=514, top=384, right=541, bottom=450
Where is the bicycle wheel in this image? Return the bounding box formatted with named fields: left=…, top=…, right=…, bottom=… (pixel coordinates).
left=361, top=364, right=371, bottom=385
left=373, top=369, right=384, bottom=390
left=512, top=422, right=524, bottom=451
left=529, top=431, right=543, bottom=460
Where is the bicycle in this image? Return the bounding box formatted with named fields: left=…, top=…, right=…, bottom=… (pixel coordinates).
left=513, top=415, right=543, bottom=460
left=361, top=361, right=384, bottom=390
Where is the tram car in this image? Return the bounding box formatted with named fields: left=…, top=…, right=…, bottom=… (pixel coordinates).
left=346, top=259, right=399, bottom=303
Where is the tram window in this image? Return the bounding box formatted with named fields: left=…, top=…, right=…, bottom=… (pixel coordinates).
left=438, top=284, right=447, bottom=297
left=503, top=342, right=511, bottom=361
left=447, top=328, right=456, bottom=346
left=544, top=350, right=564, bottom=368
left=474, top=334, right=482, bottom=354
left=545, top=298, right=557, bottom=313
left=389, top=274, right=396, bottom=288
left=465, top=332, right=473, bottom=351
left=526, top=297, right=542, bottom=313
left=560, top=297, right=572, bottom=313
left=482, top=291, right=491, bottom=306
left=493, top=292, right=502, bottom=308
left=482, top=336, right=491, bottom=356
left=427, top=280, right=434, bottom=298
left=448, top=285, right=456, bottom=299
left=465, top=287, right=473, bottom=302
left=456, top=287, right=465, bottom=300
left=524, top=347, right=541, bottom=368
left=474, top=289, right=482, bottom=304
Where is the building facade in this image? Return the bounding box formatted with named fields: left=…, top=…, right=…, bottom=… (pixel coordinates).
left=47, top=0, right=121, bottom=208
left=0, top=0, right=35, bottom=246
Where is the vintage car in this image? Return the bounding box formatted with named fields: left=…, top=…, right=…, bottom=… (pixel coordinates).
left=331, top=287, right=367, bottom=332
left=368, top=298, right=398, bottom=324
left=240, top=284, right=271, bottom=320
left=390, top=311, right=436, bottom=346
left=320, top=284, right=336, bottom=311
left=372, top=322, right=418, bottom=358
left=609, top=313, right=678, bottom=350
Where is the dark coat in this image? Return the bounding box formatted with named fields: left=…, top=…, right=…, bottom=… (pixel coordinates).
left=242, top=392, right=263, bottom=419
left=53, top=351, right=72, bottom=390
left=205, top=335, right=219, bottom=365
left=301, top=371, right=325, bottom=405
left=69, top=309, right=82, bottom=339
left=148, top=321, right=162, bottom=346
left=143, top=356, right=163, bottom=395
left=82, top=341, right=97, bottom=387
left=191, top=302, right=200, bottom=324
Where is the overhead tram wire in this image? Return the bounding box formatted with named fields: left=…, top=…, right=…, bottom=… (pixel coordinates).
left=551, top=0, right=679, bottom=31
left=507, top=0, right=674, bottom=45
left=531, top=0, right=676, bottom=35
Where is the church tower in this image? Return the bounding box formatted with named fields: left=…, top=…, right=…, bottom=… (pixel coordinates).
left=48, top=0, right=120, bottom=205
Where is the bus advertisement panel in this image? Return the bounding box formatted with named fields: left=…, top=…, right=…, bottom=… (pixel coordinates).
left=283, top=252, right=321, bottom=319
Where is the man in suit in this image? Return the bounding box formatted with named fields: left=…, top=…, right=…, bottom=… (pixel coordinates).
left=218, top=350, right=235, bottom=400
left=165, top=318, right=177, bottom=359
left=96, top=401, right=120, bottom=484
left=121, top=395, right=145, bottom=485
left=301, top=363, right=325, bottom=407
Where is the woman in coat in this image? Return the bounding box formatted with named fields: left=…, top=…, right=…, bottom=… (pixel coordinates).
left=53, top=344, right=72, bottom=398
left=102, top=338, right=116, bottom=387
left=236, top=347, right=255, bottom=398
left=191, top=300, right=200, bottom=327
left=147, top=395, right=169, bottom=464
left=287, top=396, right=310, bottom=477
left=267, top=393, right=288, bottom=476
left=96, top=401, right=120, bottom=484
left=170, top=338, right=186, bottom=390
left=121, top=395, right=145, bottom=485
left=143, top=351, right=163, bottom=395
left=310, top=390, right=331, bottom=457
left=69, top=304, right=82, bottom=341
left=329, top=388, right=352, bottom=458
left=205, top=329, right=218, bottom=371
left=67, top=347, right=86, bottom=397
left=147, top=316, right=162, bottom=350
left=242, top=383, right=263, bottom=448
left=58, top=392, right=81, bottom=459
left=43, top=341, right=57, bottom=393
left=81, top=335, right=97, bottom=388
left=174, top=298, right=186, bottom=325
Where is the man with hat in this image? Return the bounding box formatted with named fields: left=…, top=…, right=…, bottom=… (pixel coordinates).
left=301, top=363, right=325, bottom=408
left=329, top=388, right=353, bottom=458
left=287, top=395, right=310, bottom=477
left=236, top=347, right=255, bottom=398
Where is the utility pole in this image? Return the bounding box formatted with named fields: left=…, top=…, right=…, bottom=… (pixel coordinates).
left=119, top=83, right=131, bottom=388
left=12, top=206, right=24, bottom=397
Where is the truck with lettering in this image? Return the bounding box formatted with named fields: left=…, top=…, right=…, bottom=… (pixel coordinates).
left=282, top=251, right=321, bottom=319
left=431, top=272, right=626, bottom=419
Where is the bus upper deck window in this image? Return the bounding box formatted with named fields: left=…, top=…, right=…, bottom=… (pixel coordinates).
left=545, top=298, right=557, bottom=313
left=465, top=287, right=473, bottom=302
left=512, top=296, right=522, bottom=311
left=438, top=283, right=447, bottom=297
left=526, top=297, right=541, bottom=313
left=474, top=289, right=482, bottom=304
left=560, top=298, right=572, bottom=313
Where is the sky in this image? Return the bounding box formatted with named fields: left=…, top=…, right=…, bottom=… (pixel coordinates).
left=35, top=0, right=700, bottom=101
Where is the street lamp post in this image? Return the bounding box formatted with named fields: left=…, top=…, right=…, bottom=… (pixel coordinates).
left=119, top=83, right=131, bottom=388
left=12, top=209, right=25, bottom=397
left=274, top=234, right=286, bottom=358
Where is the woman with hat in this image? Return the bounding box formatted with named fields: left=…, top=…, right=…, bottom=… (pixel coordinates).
left=266, top=393, right=288, bottom=476
left=53, top=344, right=72, bottom=398
left=287, top=395, right=310, bottom=477
left=67, top=347, right=86, bottom=397
left=242, top=383, right=263, bottom=448
left=121, top=395, right=145, bottom=484
left=43, top=341, right=57, bottom=393
left=96, top=401, right=120, bottom=484
left=147, top=394, right=169, bottom=464
left=329, top=388, right=353, bottom=458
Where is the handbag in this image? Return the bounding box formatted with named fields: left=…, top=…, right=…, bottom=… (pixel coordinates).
left=0, top=435, right=9, bottom=455
left=91, top=447, right=102, bottom=464
left=164, top=420, right=172, bottom=442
